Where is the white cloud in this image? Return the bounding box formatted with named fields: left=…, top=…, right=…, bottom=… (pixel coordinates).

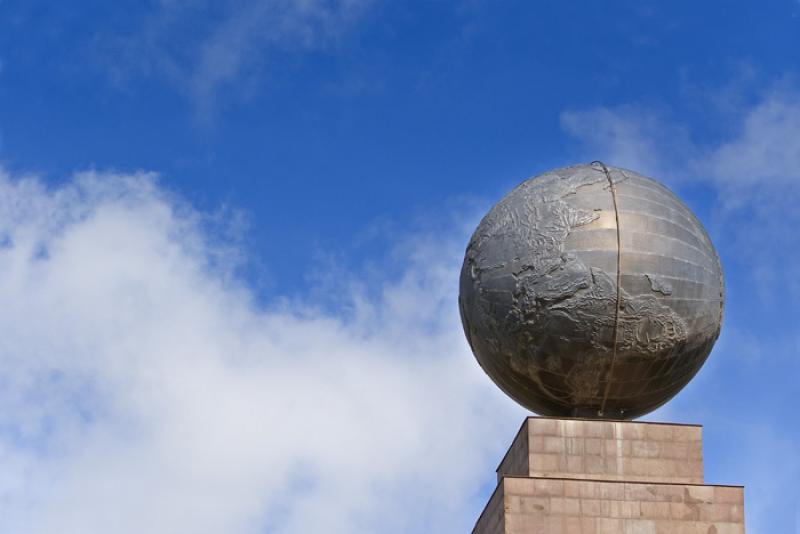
left=0, top=169, right=521, bottom=533
left=560, top=104, right=694, bottom=180
left=561, top=85, right=800, bottom=301
left=702, top=88, right=800, bottom=301
left=702, top=87, right=800, bottom=198
left=108, top=0, right=371, bottom=118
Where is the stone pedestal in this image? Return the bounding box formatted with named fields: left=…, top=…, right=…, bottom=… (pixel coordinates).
left=473, top=417, right=744, bottom=533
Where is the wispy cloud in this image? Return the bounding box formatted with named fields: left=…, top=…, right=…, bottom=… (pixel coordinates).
left=0, top=169, right=520, bottom=533
left=560, top=104, right=695, bottom=180
left=106, top=0, right=372, bottom=119
left=561, top=83, right=800, bottom=301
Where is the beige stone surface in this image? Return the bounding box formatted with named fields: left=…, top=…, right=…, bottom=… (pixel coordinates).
left=475, top=417, right=745, bottom=533
left=497, top=418, right=704, bottom=485
left=497, top=421, right=529, bottom=485
left=474, top=481, right=505, bottom=534
left=475, top=477, right=744, bottom=534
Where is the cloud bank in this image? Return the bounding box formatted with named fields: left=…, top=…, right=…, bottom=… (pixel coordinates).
left=0, top=170, right=519, bottom=533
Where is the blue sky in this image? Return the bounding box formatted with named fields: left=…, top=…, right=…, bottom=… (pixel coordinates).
left=0, top=1, right=798, bottom=532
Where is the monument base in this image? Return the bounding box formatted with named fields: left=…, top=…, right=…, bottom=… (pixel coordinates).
left=473, top=417, right=744, bottom=533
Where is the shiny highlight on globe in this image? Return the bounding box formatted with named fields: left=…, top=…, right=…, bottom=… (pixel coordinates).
left=459, top=163, right=724, bottom=419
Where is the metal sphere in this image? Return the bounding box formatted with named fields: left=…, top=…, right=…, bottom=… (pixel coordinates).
left=459, top=163, right=724, bottom=419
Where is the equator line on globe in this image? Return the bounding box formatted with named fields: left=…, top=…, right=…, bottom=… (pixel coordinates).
left=458, top=163, right=724, bottom=419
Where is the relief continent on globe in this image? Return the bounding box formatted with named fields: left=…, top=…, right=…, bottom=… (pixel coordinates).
left=459, top=163, right=724, bottom=419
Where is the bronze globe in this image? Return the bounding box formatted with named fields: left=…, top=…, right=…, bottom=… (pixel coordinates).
left=459, top=163, right=724, bottom=419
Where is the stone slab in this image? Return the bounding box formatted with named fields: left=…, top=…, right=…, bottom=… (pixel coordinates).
left=474, top=477, right=744, bottom=534
left=497, top=417, right=704, bottom=485
left=474, top=417, right=745, bottom=533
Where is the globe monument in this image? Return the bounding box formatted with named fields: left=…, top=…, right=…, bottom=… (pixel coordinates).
left=465, top=166, right=743, bottom=533
left=459, top=162, right=724, bottom=420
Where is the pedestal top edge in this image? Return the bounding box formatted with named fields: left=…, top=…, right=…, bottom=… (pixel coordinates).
left=525, top=415, right=703, bottom=428
left=494, top=416, right=703, bottom=474
left=500, top=475, right=743, bottom=489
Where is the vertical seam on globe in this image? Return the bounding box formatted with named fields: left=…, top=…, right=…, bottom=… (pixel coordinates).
left=593, top=161, right=622, bottom=417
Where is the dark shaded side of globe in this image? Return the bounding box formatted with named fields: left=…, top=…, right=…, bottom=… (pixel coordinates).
left=459, top=163, right=724, bottom=419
